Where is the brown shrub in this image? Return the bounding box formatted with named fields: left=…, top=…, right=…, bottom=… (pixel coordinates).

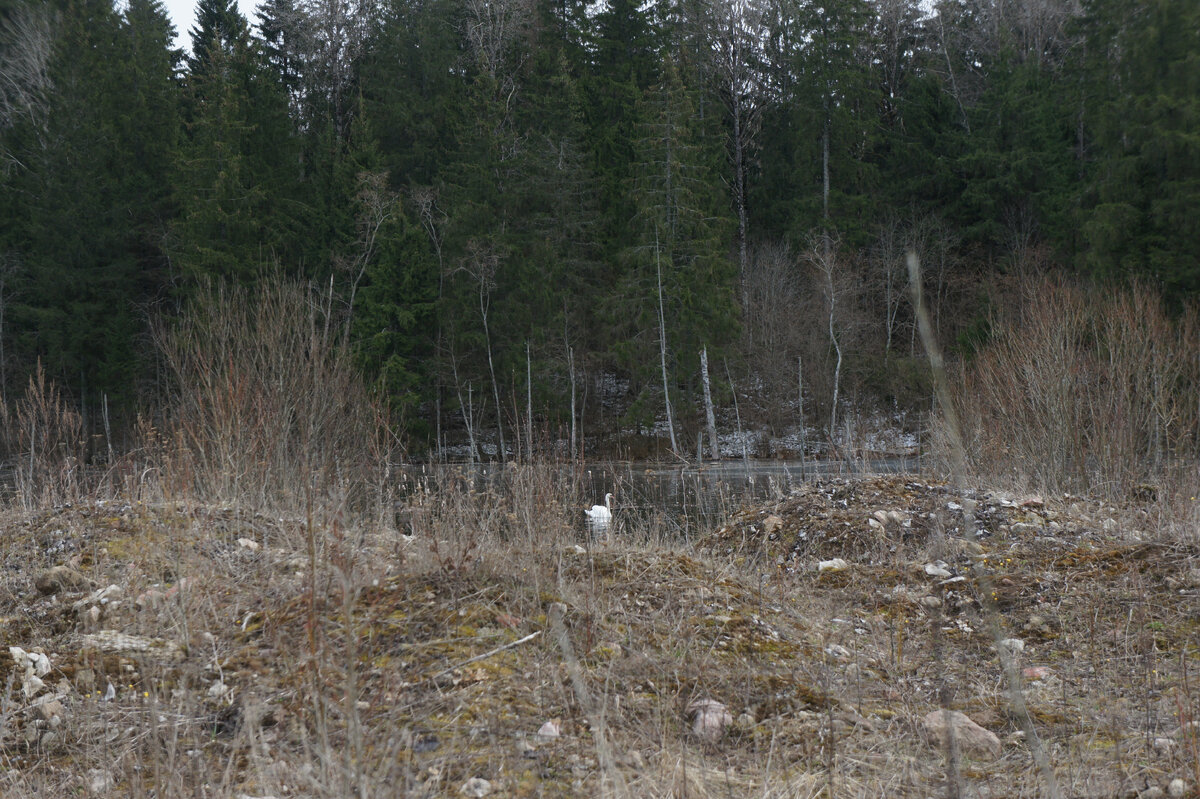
left=951, top=276, right=1200, bottom=498
left=152, top=275, right=396, bottom=516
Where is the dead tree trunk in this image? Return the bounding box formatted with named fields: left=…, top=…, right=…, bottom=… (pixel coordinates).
left=701, top=346, right=719, bottom=460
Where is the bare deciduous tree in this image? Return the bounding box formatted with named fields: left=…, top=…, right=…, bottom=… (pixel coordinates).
left=463, top=0, right=531, bottom=84
left=335, top=170, right=397, bottom=341
left=0, top=3, right=54, bottom=170
left=458, top=240, right=507, bottom=459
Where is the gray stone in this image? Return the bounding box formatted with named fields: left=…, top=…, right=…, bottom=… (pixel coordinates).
left=459, top=777, right=493, bottom=797
left=688, top=698, right=733, bottom=743
left=922, top=709, right=1002, bottom=760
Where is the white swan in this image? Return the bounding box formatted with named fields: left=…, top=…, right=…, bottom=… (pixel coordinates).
left=585, top=493, right=614, bottom=522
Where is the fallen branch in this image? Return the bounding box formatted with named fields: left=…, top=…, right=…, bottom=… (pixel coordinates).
left=428, top=630, right=541, bottom=683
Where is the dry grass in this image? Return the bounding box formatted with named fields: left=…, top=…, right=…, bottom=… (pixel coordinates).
left=0, top=470, right=1197, bottom=798
left=0, top=273, right=1197, bottom=797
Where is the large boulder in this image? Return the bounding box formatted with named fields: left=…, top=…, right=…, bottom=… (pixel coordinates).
left=922, top=709, right=1002, bottom=760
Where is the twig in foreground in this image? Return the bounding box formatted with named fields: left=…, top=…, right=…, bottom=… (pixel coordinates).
left=428, top=631, right=541, bottom=683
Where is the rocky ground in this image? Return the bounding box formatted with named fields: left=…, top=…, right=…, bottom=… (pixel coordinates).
left=1, top=475, right=1198, bottom=797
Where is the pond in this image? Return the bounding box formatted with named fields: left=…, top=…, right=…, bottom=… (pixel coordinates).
left=579, top=457, right=919, bottom=539
left=413, top=456, right=920, bottom=541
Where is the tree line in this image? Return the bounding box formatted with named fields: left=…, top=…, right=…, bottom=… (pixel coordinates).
left=0, top=0, right=1196, bottom=456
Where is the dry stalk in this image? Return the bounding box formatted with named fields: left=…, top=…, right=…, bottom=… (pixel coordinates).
left=548, top=601, right=630, bottom=799
left=909, top=250, right=1062, bottom=799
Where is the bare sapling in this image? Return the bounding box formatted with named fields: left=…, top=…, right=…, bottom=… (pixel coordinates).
left=655, top=228, right=679, bottom=456
left=154, top=275, right=388, bottom=519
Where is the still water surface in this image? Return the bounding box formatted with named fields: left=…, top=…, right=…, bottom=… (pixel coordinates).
left=428, top=457, right=918, bottom=540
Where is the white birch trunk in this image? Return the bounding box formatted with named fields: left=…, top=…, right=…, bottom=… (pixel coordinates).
left=701, top=346, right=719, bottom=461
left=656, top=230, right=679, bottom=455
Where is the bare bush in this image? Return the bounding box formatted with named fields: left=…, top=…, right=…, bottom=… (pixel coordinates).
left=949, top=276, right=1200, bottom=497
left=0, top=363, right=85, bottom=508
left=153, top=275, right=394, bottom=515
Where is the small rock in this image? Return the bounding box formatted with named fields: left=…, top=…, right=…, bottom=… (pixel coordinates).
left=868, top=518, right=885, bottom=531
left=35, top=698, right=64, bottom=724
left=136, top=588, right=165, bottom=608
left=88, top=770, right=115, bottom=793
left=824, top=643, right=851, bottom=660
left=888, top=510, right=907, bottom=525
left=537, top=720, right=561, bottom=741
left=1168, top=778, right=1186, bottom=797
left=22, top=674, right=45, bottom=698
left=736, top=712, right=756, bottom=727
left=1141, top=787, right=1165, bottom=799
left=1102, top=518, right=1118, bottom=533
left=459, top=777, right=493, bottom=797
left=844, top=663, right=867, bottom=681
left=922, top=709, right=1002, bottom=760
left=208, top=680, right=230, bottom=699
left=80, top=630, right=184, bottom=660
left=236, top=538, right=261, bottom=552
left=818, top=558, right=849, bottom=573
left=924, top=562, right=953, bottom=579
left=29, top=650, right=51, bottom=677
left=34, top=566, right=92, bottom=596
left=687, top=698, right=733, bottom=743
left=999, top=638, right=1025, bottom=654
left=872, top=510, right=890, bottom=526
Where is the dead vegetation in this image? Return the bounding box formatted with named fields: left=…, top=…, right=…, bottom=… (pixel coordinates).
left=0, top=472, right=1197, bottom=798
left=1, top=274, right=1198, bottom=797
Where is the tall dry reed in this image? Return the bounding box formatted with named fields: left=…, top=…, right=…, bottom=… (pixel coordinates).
left=0, top=362, right=86, bottom=508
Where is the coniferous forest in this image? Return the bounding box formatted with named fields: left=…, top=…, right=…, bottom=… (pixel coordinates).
left=1, top=0, right=1198, bottom=458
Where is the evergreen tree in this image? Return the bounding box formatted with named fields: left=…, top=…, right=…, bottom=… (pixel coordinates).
left=188, top=0, right=250, bottom=75
left=172, top=0, right=301, bottom=288
left=3, top=0, right=182, bottom=412
left=1077, top=0, right=1200, bottom=297
left=616, top=57, right=737, bottom=426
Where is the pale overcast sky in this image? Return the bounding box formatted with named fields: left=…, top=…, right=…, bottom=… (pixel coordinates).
left=161, top=0, right=259, bottom=51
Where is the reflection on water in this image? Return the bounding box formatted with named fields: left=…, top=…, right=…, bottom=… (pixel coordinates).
left=410, top=457, right=917, bottom=542
left=580, top=457, right=917, bottom=540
